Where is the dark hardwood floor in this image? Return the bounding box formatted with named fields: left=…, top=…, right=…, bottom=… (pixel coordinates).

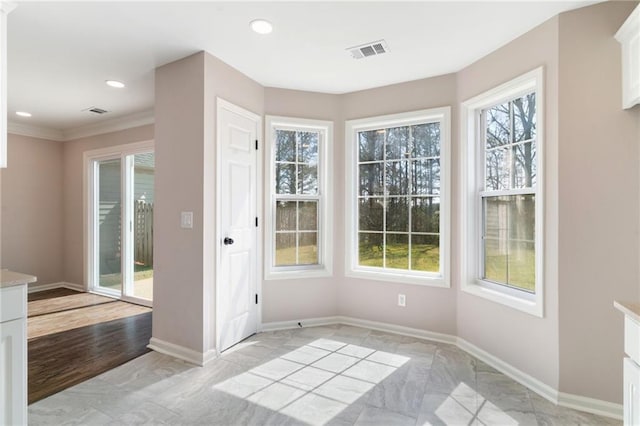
left=27, top=289, right=152, bottom=404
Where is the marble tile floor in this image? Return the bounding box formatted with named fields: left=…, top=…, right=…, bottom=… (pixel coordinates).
left=29, top=324, right=620, bottom=426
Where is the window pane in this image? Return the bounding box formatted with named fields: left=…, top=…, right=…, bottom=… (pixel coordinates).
left=359, top=233, right=383, bottom=267
left=276, top=201, right=297, bottom=231
left=359, top=163, right=384, bottom=196
left=412, top=123, right=440, bottom=158
left=483, top=196, right=507, bottom=239
left=485, top=147, right=510, bottom=191
left=508, top=241, right=535, bottom=292
left=411, top=234, right=439, bottom=272
left=513, top=93, right=536, bottom=142
left=276, top=130, right=296, bottom=162
left=276, top=164, right=296, bottom=194
left=508, top=195, right=535, bottom=241
left=359, top=198, right=384, bottom=232
left=483, top=195, right=536, bottom=291
left=299, top=132, right=319, bottom=164
left=98, top=159, right=122, bottom=290
left=484, top=238, right=507, bottom=284
left=386, top=160, right=409, bottom=195
left=275, top=233, right=296, bottom=266
left=298, top=164, right=318, bottom=194
left=385, top=126, right=410, bottom=160
left=299, top=201, right=318, bottom=231
left=298, top=232, right=318, bottom=265
left=485, top=102, right=510, bottom=148
left=358, top=130, right=384, bottom=162
left=353, top=115, right=446, bottom=276
left=386, top=234, right=408, bottom=270
left=411, top=159, right=440, bottom=195
left=411, top=197, right=440, bottom=233
left=386, top=197, right=409, bottom=232
left=513, top=142, right=536, bottom=189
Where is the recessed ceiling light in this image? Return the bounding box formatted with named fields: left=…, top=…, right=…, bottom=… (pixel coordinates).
left=105, top=80, right=125, bottom=88
left=16, top=111, right=31, bottom=117
left=250, top=19, right=273, bottom=35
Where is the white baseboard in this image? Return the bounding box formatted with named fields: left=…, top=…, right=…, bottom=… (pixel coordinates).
left=337, top=315, right=458, bottom=345
left=457, top=337, right=559, bottom=404
left=28, top=281, right=85, bottom=293
left=557, top=392, right=623, bottom=420
left=260, top=315, right=622, bottom=420
left=147, top=337, right=217, bottom=367
left=260, top=316, right=340, bottom=332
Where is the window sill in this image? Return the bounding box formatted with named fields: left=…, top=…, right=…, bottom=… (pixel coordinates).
left=345, top=268, right=449, bottom=288
left=264, top=267, right=332, bottom=281
left=461, top=280, right=543, bottom=318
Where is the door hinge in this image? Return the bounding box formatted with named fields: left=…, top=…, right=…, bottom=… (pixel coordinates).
left=255, top=294, right=259, bottom=304
left=255, top=139, right=258, bottom=150
left=255, top=217, right=258, bottom=227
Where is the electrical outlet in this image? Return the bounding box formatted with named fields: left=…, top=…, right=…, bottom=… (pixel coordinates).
left=398, top=294, right=406, bottom=307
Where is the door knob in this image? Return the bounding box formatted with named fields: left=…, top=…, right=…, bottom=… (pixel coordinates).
left=223, top=237, right=234, bottom=245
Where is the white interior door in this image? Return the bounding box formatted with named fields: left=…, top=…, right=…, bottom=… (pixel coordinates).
left=217, top=99, right=260, bottom=352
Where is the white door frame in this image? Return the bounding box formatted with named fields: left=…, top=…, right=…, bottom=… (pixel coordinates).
left=84, top=140, right=155, bottom=306
left=215, top=98, right=262, bottom=354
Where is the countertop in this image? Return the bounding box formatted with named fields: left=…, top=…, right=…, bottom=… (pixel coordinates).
left=614, top=300, right=640, bottom=324
left=0, top=269, right=37, bottom=288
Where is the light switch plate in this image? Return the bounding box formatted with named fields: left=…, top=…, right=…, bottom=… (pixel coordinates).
left=181, top=211, right=193, bottom=229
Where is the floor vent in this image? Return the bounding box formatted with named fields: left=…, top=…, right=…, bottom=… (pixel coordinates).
left=347, top=40, right=389, bottom=59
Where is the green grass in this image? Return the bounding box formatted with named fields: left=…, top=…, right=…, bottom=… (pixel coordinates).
left=275, top=245, right=318, bottom=266
left=358, top=242, right=440, bottom=272
left=484, top=248, right=535, bottom=292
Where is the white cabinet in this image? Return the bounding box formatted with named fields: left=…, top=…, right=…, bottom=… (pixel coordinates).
left=617, top=301, right=640, bottom=426
left=0, top=272, right=34, bottom=426
left=615, top=4, right=640, bottom=109
left=1, top=318, right=26, bottom=425
left=624, top=357, right=640, bottom=426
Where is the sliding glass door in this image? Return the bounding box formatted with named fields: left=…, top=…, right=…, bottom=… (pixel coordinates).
left=96, top=158, right=123, bottom=296
left=88, top=142, right=154, bottom=306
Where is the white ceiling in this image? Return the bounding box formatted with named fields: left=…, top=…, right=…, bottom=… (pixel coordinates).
left=8, top=1, right=597, bottom=133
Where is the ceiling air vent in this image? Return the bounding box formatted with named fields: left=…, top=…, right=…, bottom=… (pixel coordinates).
left=347, top=40, right=389, bottom=59
left=83, top=106, right=109, bottom=115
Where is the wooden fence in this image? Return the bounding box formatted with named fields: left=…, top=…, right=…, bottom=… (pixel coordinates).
left=134, top=201, right=153, bottom=267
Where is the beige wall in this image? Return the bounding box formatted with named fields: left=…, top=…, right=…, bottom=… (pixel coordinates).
left=557, top=1, right=639, bottom=403
left=456, top=17, right=561, bottom=389
left=1, top=134, right=64, bottom=285
left=61, top=124, right=154, bottom=285
left=154, top=52, right=207, bottom=352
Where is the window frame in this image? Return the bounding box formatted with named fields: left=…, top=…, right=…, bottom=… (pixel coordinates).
left=264, top=116, right=333, bottom=280
left=460, top=67, right=544, bottom=317
left=344, top=107, right=451, bottom=287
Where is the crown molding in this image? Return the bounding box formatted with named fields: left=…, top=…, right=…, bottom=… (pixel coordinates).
left=7, top=122, right=65, bottom=141
left=7, top=109, right=154, bottom=142
left=63, top=109, right=154, bottom=141
left=1, top=2, right=17, bottom=15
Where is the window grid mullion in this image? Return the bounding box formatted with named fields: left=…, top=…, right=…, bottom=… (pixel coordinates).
left=507, top=100, right=515, bottom=286
left=382, top=130, right=387, bottom=269
left=407, top=125, right=413, bottom=271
